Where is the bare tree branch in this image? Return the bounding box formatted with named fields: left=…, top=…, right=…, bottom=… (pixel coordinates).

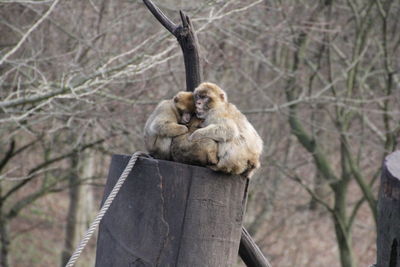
left=0, top=0, right=62, bottom=66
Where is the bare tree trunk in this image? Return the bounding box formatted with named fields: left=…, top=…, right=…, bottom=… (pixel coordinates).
left=333, top=180, right=356, bottom=267
left=60, top=151, right=97, bottom=267
left=76, top=152, right=96, bottom=267
left=309, top=171, right=331, bottom=211
left=334, top=221, right=356, bottom=267
left=0, top=142, right=14, bottom=267
left=61, top=149, right=97, bottom=267
left=284, top=22, right=358, bottom=266
left=61, top=155, right=80, bottom=266
left=78, top=152, right=96, bottom=228
left=0, top=213, right=10, bottom=267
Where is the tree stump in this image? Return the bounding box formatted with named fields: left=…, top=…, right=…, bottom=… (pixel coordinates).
left=377, top=151, right=400, bottom=267
left=95, top=154, right=248, bottom=267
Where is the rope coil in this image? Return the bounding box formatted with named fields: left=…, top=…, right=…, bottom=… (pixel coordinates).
left=65, top=152, right=148, bottom=267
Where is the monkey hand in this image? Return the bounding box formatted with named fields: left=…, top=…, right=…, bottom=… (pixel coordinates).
left=188, top=129, right=206, bottom=142
left=173, top=125, right=189, bottom=136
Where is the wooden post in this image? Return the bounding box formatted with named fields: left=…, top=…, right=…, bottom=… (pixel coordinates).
left=377, top=151, right=400, bottom=267
left=95, top=155, right=248, bottom=266
left=137, top=2, right=271, bottom=266
left=143, top=0, right=201, bottom=92
left=239, top=228, right=271, bottom=267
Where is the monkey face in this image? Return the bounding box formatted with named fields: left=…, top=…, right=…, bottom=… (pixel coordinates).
left=173, top=91, right=195, bottom=124
left=180, top=112, right=191, bottom=124
left=194, top=93, right=209, bottom=119
left=193, top=82, right=227, bottom=118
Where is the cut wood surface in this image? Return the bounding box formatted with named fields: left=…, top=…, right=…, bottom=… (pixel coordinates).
left=377, top=151, right=400, bottom=267
left=95, top=154, right=248, bottom=267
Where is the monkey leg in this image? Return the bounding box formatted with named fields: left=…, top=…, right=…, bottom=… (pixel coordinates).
left=207, top=151, right=218, bottom=165
left=154, top=122, right=188, bottom=137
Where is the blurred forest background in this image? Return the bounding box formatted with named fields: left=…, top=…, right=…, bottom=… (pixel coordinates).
left=0, top=0, right=399, bottom=266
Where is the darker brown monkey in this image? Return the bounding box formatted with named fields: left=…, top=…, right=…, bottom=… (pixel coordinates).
left=144, top=91, right=194, bottom=160
left=171, top=117, right=218, bottom=166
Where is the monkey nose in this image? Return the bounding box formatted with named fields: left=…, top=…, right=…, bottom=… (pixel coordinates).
left=182, top=114, right=190, bottom=123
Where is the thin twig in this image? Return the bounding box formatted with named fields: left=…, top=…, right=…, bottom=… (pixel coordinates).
left=0, top=0, right=62, bottom=66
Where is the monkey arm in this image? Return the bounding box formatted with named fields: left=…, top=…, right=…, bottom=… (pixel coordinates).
left=152, top=121, right=188, bottom=137
left=189, top=122, right=238, bottom=142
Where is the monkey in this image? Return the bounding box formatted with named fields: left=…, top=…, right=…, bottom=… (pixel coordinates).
left=171, top=116, right=219, bottom=166
left=188, top=82, right=263, bottom=178
left=144, top=91, right=194, bottom=160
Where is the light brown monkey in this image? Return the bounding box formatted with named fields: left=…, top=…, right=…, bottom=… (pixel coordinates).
left=171, top=116, right=218, bottom=166
left=189, top=82, right=263, bottom=177
left=144, top=91, right=194, bottom=160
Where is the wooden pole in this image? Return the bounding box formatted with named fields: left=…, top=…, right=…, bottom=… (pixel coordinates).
left=95, top=155, right=247, bottom=266
left=141, top=1, right=270, bottom=266
left=239, top=227, right=271, bottom=267
left=376, top=151, right=400, bottom=267
left=143, top=0, right=201, bottom=92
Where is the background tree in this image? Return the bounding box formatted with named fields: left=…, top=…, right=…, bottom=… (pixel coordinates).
left=0, top=0, right=399, bottom=266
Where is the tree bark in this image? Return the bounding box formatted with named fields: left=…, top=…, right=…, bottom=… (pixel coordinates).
left=0, top=141, right=14, bottom=267
left=377, top=151, right=400, bottom=267
left=143, top=0, right=201, bottom=91
left=61, top=156, right=80, bottom=266
left=61, top=152, right=97, bottom=267
left=0, top=213, right=10, bottom=267
left=333, top=181, right=356, bottom=267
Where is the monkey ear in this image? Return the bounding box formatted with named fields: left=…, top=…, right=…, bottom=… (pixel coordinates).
left=219, top=93, right=226, bottom=101
left=173, top=96, right=179, bottom=103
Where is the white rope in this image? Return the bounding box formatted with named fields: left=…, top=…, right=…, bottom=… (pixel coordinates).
left=65, top=151, right=148, bottom=267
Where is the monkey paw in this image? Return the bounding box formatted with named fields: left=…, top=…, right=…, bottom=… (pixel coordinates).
left=188, top=132, right=200, bottom=142
left=189, top=129, right=207, bottom=141
left=207, top=165, right=219, bottom=172
left=176, top=125, right=189, bottom=135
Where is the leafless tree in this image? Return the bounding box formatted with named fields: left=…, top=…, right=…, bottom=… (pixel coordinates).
left=0, top=0, right=399, bottom=266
